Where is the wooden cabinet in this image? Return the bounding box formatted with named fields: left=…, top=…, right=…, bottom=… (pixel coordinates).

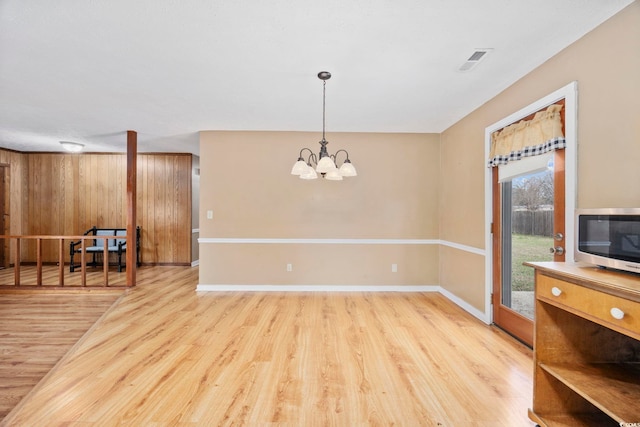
left=526, top=262, right=640, bottom=426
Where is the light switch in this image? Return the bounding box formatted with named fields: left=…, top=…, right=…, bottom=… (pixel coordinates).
left=206, top=210, right=213, bottom=219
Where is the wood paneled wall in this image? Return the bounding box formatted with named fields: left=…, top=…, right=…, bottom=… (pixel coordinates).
left=136, top=154, right=192, bottom=265
left=0, top=149, right=192, bottom=265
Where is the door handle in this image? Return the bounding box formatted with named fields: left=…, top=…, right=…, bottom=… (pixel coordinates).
left=549, top=246, right=565, bottom=255
left=554, top=232, right=563, bottom=241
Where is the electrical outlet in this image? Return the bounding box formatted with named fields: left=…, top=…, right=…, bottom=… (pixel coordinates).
left=391, top=263, right=398, bottom=273
left=286, top=263, right=293, bottom=272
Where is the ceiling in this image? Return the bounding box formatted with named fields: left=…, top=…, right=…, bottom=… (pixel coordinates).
left=0, top=0, right=634, bottom=155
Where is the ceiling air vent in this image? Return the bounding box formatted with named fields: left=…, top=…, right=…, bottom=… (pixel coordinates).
left=458, top=49, right=493, bottom=72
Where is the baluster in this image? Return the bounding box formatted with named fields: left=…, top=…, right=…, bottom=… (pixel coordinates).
left=36, top=238, right=42, bottom=286
left=103, top=238, right=109, bottom=287
left=58, top=238, right=65, bottom=287
left=14, top=238, right=20, bottom=286
left=81, top=238, right=87, bottom=287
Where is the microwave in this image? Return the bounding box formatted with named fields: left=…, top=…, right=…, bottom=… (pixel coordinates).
left=575, top=208, right=640, bottom=274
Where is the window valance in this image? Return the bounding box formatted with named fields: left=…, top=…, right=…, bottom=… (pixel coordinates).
left=488, top=104, right=565, bottom=168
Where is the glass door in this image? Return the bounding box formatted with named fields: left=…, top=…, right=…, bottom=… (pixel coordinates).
left=502, top=163, right=554, bottom=318
left=492, top=147, right=566, bottom=347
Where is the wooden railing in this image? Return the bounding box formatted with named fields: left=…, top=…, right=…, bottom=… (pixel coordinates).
left=0, top=235, right=134, bottom=288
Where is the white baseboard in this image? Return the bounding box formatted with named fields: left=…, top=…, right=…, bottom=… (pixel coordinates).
left=438, top=287, right=490, bottom=324
left=196, top=284, right=439, bottom=293
left=191, top=260, right=200, bottom=267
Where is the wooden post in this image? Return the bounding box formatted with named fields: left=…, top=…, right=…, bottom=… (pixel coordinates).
left=126, top=130, right=137, bottom=286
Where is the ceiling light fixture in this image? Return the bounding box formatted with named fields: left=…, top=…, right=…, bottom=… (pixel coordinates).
left=290, top=71, right=357, bottom=181
left=60, top=141, right=84, bottom=152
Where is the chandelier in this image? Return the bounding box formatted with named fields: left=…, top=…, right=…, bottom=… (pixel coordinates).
left=290, top=71, right=357, bottom=181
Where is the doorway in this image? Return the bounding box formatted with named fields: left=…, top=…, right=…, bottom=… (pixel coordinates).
left=492, top=149, right=565, bottom=345
left=0, top=165, right=8, bottom=269
left=485, top=82, right=577, bottom=346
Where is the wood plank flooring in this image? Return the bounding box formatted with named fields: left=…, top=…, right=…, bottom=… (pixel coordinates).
left=1, top=266, right=535, bottom=426
left=0, top=287, right=122, bottom=419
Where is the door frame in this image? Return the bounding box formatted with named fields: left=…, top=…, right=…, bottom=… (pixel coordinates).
left=484, top=81, right=578, bottom=325
left=0, top=164, right=8, bottom=268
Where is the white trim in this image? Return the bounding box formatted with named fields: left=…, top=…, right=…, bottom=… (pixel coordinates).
left=198, top=237, right=439, bottom=245
left=192, top=228, right=200, bottom=234
left=564, top=83, right=578, bottom=261
left=191, top=259, right=200, bottom=267
left=198, top=237, right=485, bottom=256
left=484, top=81, right=578, bottom=324
left=439, top=240, right=485, bottom=256
left=438, top=287, right=490, bottom=324
left=196, top=284, right=439, bottom=293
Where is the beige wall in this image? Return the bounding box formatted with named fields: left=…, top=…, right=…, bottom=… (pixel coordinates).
left=439, top=2, right=640, bottom=311
left=198, top=4, right=639, bottom=309
left=199, top=131, right=440, bottom=286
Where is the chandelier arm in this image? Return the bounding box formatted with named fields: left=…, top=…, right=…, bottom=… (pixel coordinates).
left=298, top=147, right=314, bottom=160
left=333, top=149, right=350, bottom=164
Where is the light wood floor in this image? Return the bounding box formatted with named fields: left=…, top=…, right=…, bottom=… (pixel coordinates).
left=1, top=266, right=535, bottom=426
left=0, top=285, right=122, bottom=419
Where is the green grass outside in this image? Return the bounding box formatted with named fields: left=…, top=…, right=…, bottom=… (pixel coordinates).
left=511, top=233, right=554, bottom=291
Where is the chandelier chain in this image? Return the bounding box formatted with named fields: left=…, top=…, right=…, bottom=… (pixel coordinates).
left=322, top=80, right=326, bottom=142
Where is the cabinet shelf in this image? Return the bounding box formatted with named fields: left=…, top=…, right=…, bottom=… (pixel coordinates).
left=529, top=410, right=618, bottom=427
left=540, top=362, right=640, bottom=423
